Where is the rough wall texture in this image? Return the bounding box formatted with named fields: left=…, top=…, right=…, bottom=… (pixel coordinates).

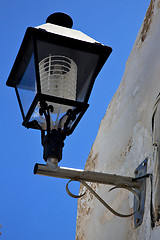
left=76, top=0, right=160, bottom=239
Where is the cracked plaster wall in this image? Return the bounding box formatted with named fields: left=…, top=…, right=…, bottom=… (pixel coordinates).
left=76, top=0, right=160, bottom=239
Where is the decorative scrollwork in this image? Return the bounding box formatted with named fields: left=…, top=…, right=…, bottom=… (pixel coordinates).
left=66, top=179, right=140, bottom=218
left=66, top=179, right=86, bottom=198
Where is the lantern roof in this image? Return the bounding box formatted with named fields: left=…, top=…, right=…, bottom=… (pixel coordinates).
left=36, top=22, right=100, bottom=44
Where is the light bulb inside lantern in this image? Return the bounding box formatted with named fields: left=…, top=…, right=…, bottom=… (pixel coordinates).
left=33, top=55, right=77, bottom=130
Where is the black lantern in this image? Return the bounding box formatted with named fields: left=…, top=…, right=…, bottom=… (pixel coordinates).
left=6, top=13, right=112, bottom=168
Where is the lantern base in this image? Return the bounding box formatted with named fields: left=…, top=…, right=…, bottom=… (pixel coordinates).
left=42, top=129, right=66, bottom=162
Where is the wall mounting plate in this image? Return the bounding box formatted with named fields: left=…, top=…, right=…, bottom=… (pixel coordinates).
left=134, top=158, right=148, bottom=228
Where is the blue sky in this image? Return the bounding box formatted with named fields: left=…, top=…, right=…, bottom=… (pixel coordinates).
left=1, top=1, right=150, bottom=239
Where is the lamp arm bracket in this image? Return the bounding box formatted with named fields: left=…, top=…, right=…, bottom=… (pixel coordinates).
left=34, top=158, right=149, bottom=228
left=66, top=178, right=139, bottom=218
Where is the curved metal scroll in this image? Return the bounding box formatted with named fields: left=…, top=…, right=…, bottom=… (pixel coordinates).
left=66, top=179, right=140, bottom=218
left=66, top=179, right=86, bottom=198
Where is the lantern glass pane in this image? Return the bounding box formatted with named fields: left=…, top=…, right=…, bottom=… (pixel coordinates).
left=36, top=40, right=100, bottom=103
left=30, top=101, right=74, bottom=130
left=16, top=53, right=36, bottom=117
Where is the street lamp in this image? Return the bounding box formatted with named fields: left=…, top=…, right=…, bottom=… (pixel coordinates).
left=6, top=12, right=112, bottom=168
left=6, top=13, right=150, bottom=228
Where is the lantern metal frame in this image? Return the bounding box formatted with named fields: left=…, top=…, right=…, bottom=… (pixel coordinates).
left=6, top=26, right=112, bottom=133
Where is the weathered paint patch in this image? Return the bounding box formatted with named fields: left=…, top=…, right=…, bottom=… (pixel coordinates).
left=140, top=0, right=155, bottom=42
left=84, top=149, right=98, bottom=171
left=157, top=0, right=160, bottom=8
left=120, top=137, right=133, bottom=158
left=133, top=86, right=139, bottom=97
left=76, top=151, right=99, bottom=240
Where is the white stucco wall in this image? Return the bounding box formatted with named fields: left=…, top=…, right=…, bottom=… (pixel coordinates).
left=76, top=0, right=160, bottom=239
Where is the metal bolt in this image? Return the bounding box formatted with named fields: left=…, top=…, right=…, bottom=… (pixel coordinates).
left=142, top=162, right=146, bottom=167
left=134, top=170, right=138, bottom=175
left=153, top=143, right=158, bottom=147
